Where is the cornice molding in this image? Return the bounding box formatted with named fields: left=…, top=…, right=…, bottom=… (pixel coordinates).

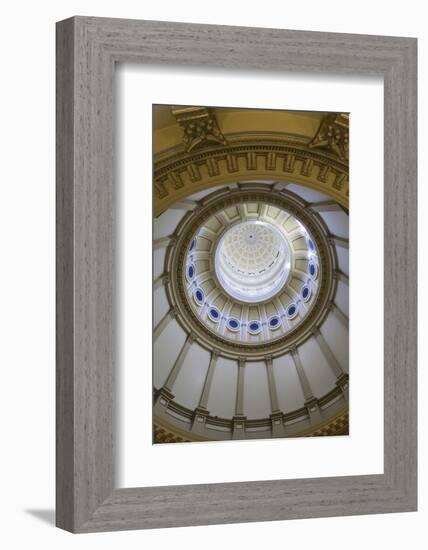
left=154, top=135, right=349, bottom=216
left=153, top=404, right=349, bottom=444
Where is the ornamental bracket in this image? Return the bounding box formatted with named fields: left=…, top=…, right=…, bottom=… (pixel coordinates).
left=171, top=106, right=227, bottom=152
left=309, top=113, right=349, bottom=161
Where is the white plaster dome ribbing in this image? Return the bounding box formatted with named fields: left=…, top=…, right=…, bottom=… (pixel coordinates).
left=215, top=220, right=291, bottom=303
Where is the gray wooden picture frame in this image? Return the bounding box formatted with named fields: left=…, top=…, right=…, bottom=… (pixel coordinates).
left=56, top=16, right=417, bottom=533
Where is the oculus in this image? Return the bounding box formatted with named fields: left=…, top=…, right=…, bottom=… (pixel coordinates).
left=214, top=220, right=291, bottom=303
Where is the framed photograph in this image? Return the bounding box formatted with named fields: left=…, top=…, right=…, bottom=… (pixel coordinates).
left=56, top=16, right=417, bottom=532
left=151, top=104, right=350, bottom=445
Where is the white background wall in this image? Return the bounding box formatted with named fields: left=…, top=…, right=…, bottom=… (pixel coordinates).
left=0, top=0, right=425, bottom=548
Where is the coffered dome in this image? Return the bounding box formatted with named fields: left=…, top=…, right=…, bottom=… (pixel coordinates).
left=180, top=193, right=324, bottom=349
left=166, top=183, right=333, bottom=357
left=215, top=220, right=291, bottom=303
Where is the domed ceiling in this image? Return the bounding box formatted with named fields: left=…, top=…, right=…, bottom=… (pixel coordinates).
left=187, top=205, right=318, bottom=338
left=166, top=184, right=336, bottom=358
left=215, top=219, right=291, bottom=304
left=153, top=105, right=349, bottom=443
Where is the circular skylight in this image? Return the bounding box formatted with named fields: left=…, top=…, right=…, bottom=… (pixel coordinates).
left=214, top=220, right=291, bottom=303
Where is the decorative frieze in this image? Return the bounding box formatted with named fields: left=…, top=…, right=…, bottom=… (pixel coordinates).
left=317, top=164, right=330, bottom=183
left=168, top=171, right=183, bottom=190
left=154, top=180, right=168, bottom=199
left=333, top=172, right=347, bottom=191
left=283, top=153, right=296, bottom=173
left=266, top=152, right=277, bottom=170
left=187, top=163, right=201, bottom=182
left=206, top=158, right=219, bottom=177
left=246, top=151, right=257, bottom=170
left=154, top=141, right=349, bottom=215
left=226, top=153, right=239, bottom=172
left=301, top=158, right=314, bottom=177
